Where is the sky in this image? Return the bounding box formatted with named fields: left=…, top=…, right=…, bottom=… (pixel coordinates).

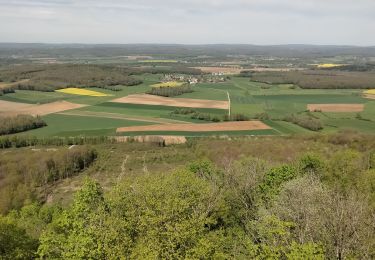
left=0, top=0, right=374, bottom=45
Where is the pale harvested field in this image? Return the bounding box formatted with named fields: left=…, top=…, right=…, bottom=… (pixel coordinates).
left=364, top=94, right=375, bottom=100
left=193, top=67, right=243, bottom=74
left=0, top=100, right=33, bottom=112
left=0, top=79, right=29, bottom=89
left=117, top=121, right=270, bottom=133
left=307, top=104, right=364, bottom=112
left=111, top=94, right=229, bottom=110
left=0, top=100, right=86, bottom=116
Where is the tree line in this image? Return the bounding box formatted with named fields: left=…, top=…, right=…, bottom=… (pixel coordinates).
left=245, top=70, right=375, bottom=89
left=0, top=64, right=143, bottom=92
left=0, top=115, right=47, bottom=135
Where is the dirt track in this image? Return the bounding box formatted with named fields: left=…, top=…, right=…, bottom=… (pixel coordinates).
left=117, top=121, right=270, bottom=133
left=111, top=94, right=229, bottom=110
left=0, top=100, right=86, bottom=116
left=307, top=104, right=364, bottom=112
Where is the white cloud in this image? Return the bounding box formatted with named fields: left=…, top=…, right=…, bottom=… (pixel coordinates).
left=0, top=0, right=374, bottom=45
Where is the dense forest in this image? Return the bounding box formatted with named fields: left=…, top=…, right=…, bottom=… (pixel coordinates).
left=0, top=115, right=47, bottom=135
left=246, top=70, right=375, bottom=89
left=0, top=134, right=374, bottom=259
left=0, top=64, right=143, bottom=92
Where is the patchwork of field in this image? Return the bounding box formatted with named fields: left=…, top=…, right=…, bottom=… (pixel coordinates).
left=111, top=94, right=229, bottom=110
left=0, top=100, right=86, bottom=116
left=1, top=71, right=374, bottom=137
left=307, top=104, right=364, bottom=112
left=117, top=121, right=270, bottom=133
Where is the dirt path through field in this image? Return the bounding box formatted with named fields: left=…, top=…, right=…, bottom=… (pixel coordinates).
left=111, top=94, right=229, bottom=110
left=307, top=104, right=364, bottom=112
left=58, top=110, right=189, bottom=124
left=117, top=120, right=270, bottom=133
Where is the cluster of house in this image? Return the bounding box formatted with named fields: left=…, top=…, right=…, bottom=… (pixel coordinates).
left=162, top=74, right=226, bottom=84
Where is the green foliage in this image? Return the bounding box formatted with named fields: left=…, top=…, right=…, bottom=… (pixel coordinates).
left=0, top=216, right=38, bottom=259
left=298, top=153, right=325, bottom=176
left=325, top=150, right=364, bottom=192
left=259, top=165, right=299, bottom=204
left=188, top=159, right=217, bottom=179
left=1, top=136, right=375, bottom=259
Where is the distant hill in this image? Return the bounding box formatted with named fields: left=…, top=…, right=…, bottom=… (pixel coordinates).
left=1, top=43, right=375, bottom=58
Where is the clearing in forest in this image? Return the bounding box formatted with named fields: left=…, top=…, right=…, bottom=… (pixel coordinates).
left=307, top=104, right=364, bottom=112
left=117, top=121, right=270, bottom=133
left=0, top=100, right=86, bottom=116
left=56, top=88, right=112, bottom=97
left=111, top=94, right=229, bottom=110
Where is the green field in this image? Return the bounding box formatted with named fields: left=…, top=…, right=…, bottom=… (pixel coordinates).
left=1, top=73, right=374, bottom=137
left=24, top=114, right=152, bottom=137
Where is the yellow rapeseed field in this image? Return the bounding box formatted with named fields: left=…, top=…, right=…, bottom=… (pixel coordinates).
left=364, top=89, right=375, bottom=94
left=56, top=88, right=111, bottom=97
left=317, top=63, right=344, bottom=68
left=151, top=81, right=185, bottom=88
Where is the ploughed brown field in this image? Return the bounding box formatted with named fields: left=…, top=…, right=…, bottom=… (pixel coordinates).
left=0, top=100, right=86, bottom=116
left=117, top=121, right=270, bottom=133
left=193, top=66, right=244, bottom=74
left=307, top=104, right=364, bottom=112
left=111, top=94, right=229, bottom=110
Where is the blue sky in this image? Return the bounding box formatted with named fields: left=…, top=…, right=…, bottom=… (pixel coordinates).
left=0, top=0, right=374, bottom=45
